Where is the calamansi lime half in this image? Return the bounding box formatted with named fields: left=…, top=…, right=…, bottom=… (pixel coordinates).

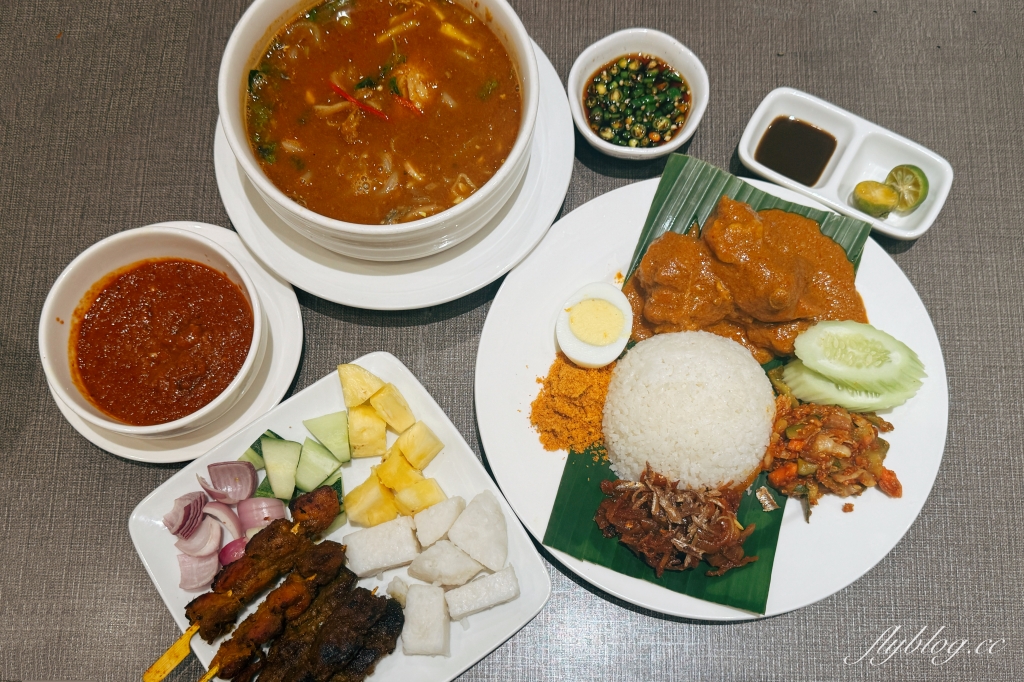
left=852, top=180, right=899, bottom=218
left=885, top=165, right=929, bottom=213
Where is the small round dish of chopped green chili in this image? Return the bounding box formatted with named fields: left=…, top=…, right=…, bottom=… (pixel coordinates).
left=583, top=54, right=690, bottom=149
left=567, top=28, right=709, bottom=160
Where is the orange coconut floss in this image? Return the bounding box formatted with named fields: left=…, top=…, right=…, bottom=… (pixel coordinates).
left=530, top=353, right=615, bottom=454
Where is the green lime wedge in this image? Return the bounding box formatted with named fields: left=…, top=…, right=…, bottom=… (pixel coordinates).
left=885, top=164, right=929, bottom=212
left=851, top=180, right=899, bottom=218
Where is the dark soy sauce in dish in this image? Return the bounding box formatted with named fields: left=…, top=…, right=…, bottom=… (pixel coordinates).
left=754, top=116, right=837, bottom=186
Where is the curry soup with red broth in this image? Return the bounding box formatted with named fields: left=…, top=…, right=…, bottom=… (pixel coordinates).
left=245, top=0, right=522, bottom=225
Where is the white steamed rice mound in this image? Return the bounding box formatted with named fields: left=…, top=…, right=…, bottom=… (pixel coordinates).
left=603, top=331, right=775, bottom=489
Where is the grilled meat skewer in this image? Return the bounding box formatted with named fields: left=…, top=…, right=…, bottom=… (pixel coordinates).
left=209, top=541, right=347, bottom=681
left=186, top=486, right=340, bottom=643
left=144, top=486, right=340, bottom=682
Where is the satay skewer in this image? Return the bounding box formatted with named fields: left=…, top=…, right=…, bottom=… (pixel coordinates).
left=197, top=665, right=221, bottom=682
left=143, top=623, right=200, bottom=682
left=143, top=486, right=341, bottom=682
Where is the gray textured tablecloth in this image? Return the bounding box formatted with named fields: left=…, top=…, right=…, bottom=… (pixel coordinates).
left=1, top=0, right=1020, bottom=680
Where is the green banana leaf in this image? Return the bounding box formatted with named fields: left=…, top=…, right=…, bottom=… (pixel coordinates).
left=542, top=155, right=874, bottom=615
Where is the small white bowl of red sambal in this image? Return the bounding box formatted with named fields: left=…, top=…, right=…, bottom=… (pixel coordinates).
left=39, top=225, right=267, bottom=439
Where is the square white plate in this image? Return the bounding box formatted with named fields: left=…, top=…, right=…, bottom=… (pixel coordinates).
left=738, top=87, right=953, bottom=240
left=129, top=351, right=551, bottom=679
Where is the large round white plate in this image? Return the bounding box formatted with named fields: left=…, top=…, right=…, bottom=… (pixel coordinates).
left=475, top=178, right=948, bottom=621
left=51, top=222, right=302, bottom=464
left=214, top=41, right=574, bottom=311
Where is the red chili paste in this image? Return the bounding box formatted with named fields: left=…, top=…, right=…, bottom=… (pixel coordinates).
left=70, top=258, right=254, bottom=425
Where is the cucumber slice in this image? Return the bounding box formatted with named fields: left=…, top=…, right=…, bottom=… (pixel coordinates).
left=322, top=510, right=348, bottom=537
left=241, top=429, right=284, bottom=468
left=303, top=411, right=351, bottom=463
left=262, top=436, right=302, bottom=500
left=254, top=475, right=276, bottom=498
left=783, top=360, right=919, bottom=411
left=794, top=321, right=925, bottom=393
left=324, top=468, right=344, bottom=498
left=238, top=447, right=265, bottom=470
left=295, top=438, right=341, bottom=492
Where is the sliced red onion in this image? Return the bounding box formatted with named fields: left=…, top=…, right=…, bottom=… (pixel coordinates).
left=237, top=497, right=287, bottom=531
left=197, top=461, right=257, bottom=505
left=174, top=517, right=222, bottom=557
left=162, top=492, right=207, bottom=538
left=203, top=502, right=244, bottom=540
left=178, top=552, right=220, bottom=591
left=219, top=537, right=248, bottom=565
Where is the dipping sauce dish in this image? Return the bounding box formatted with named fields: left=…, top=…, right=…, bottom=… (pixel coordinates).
left=739, top=87, right=953, bottom=240
left=39, top=225, right=267, bottom=438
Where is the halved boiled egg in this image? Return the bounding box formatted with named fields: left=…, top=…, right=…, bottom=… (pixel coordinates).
left=555, top=282, right=633, bottom=368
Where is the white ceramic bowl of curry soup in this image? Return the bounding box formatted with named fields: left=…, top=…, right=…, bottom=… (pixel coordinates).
left=218, top=0, right=539, bottom=262
left=39, top=225, right=267, bottom=439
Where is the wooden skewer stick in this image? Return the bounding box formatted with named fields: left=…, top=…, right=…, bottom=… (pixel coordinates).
left=197, top=664, right=221, bottom=682
left=143, top=622, right=200, bottom=682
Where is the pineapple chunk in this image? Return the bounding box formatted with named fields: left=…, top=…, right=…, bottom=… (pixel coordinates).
left=338, top=364, right=385, bottom=408
left=376, top=451, right=424, bottom=492
left=395, top=478, right=447, bottom=516
left=395, top=421, right=444, bottom=469
left=369, top=383, right=416, bottom=433
left=348, top=405, right=386, bottom=459
left=343, top=469, right=398, bottom=526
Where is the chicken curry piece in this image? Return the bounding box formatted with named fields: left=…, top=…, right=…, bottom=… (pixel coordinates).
left=624, top=195, right=867, bottom=363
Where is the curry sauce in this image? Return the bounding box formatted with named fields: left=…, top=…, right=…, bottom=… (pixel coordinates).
left=624, top=195, right=866, bottom=363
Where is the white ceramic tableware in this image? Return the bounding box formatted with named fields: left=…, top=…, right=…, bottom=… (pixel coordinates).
left=214, top=42, right=575, bottom=310
left=130, top=352, right=551, bottom=677
left=217, top=0, right=540, bottom=261
left=739, top=87, right=953, bottom=240
left=567, top=28, right=709, bottom=160
left=39, top=225, right=267, bottom=439
left=475, top=178, right=948, bottom=620
left=47, top=223, right=301, bottom=463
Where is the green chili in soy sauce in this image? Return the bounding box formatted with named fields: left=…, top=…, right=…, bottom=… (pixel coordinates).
left=583, top=54, right=690, bottom=148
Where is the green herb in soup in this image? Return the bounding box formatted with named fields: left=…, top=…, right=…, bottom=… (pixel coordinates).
left=583, top=54, right=690, bottom=148
left=244, top=0, right=522, bottom=225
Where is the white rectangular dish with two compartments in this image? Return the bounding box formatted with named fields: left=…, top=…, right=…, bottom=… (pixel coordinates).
left=738, top=87, right=953, bottom=240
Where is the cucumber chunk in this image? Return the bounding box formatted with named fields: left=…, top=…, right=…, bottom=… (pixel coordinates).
left=295, top=438, right=341, bottom=492
left=241, top=429, right=284, bottom=469
left=303, top=411, right=351, bottom=463
left=783, top=360, right=919, bottom=411
left=322, top=510, right=348, bottom=537
left=794, top=321, right=925, bottom=394
left=254, top=475, right=276, bottom=498
left=324, top=468, right=344, bottom=498
left=262, top=437, right=302, bottom=500
left=238, top=447, right=265, bottom=470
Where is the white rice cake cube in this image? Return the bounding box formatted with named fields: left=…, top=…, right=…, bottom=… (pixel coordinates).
left=414, top=496, right=466, bottom=548
left=402, top=584, right=450, bottom=656
left=447, top=490, right=507, bottom=571
left=387, top=575, right=410, bottom=608
left=445, top=565, right=520, bottom=620
left=343, top=516, right=420, bottom=577
left=408, top=540, right=483, bottom=587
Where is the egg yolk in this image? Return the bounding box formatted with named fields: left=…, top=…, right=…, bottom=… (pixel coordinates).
left=568, top=298, right=624, bottom=346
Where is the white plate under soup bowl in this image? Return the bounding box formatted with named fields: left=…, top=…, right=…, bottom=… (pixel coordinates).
left=39, top=225, right=267, bottom=439
left=218, top=0, right=540, bottom=261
